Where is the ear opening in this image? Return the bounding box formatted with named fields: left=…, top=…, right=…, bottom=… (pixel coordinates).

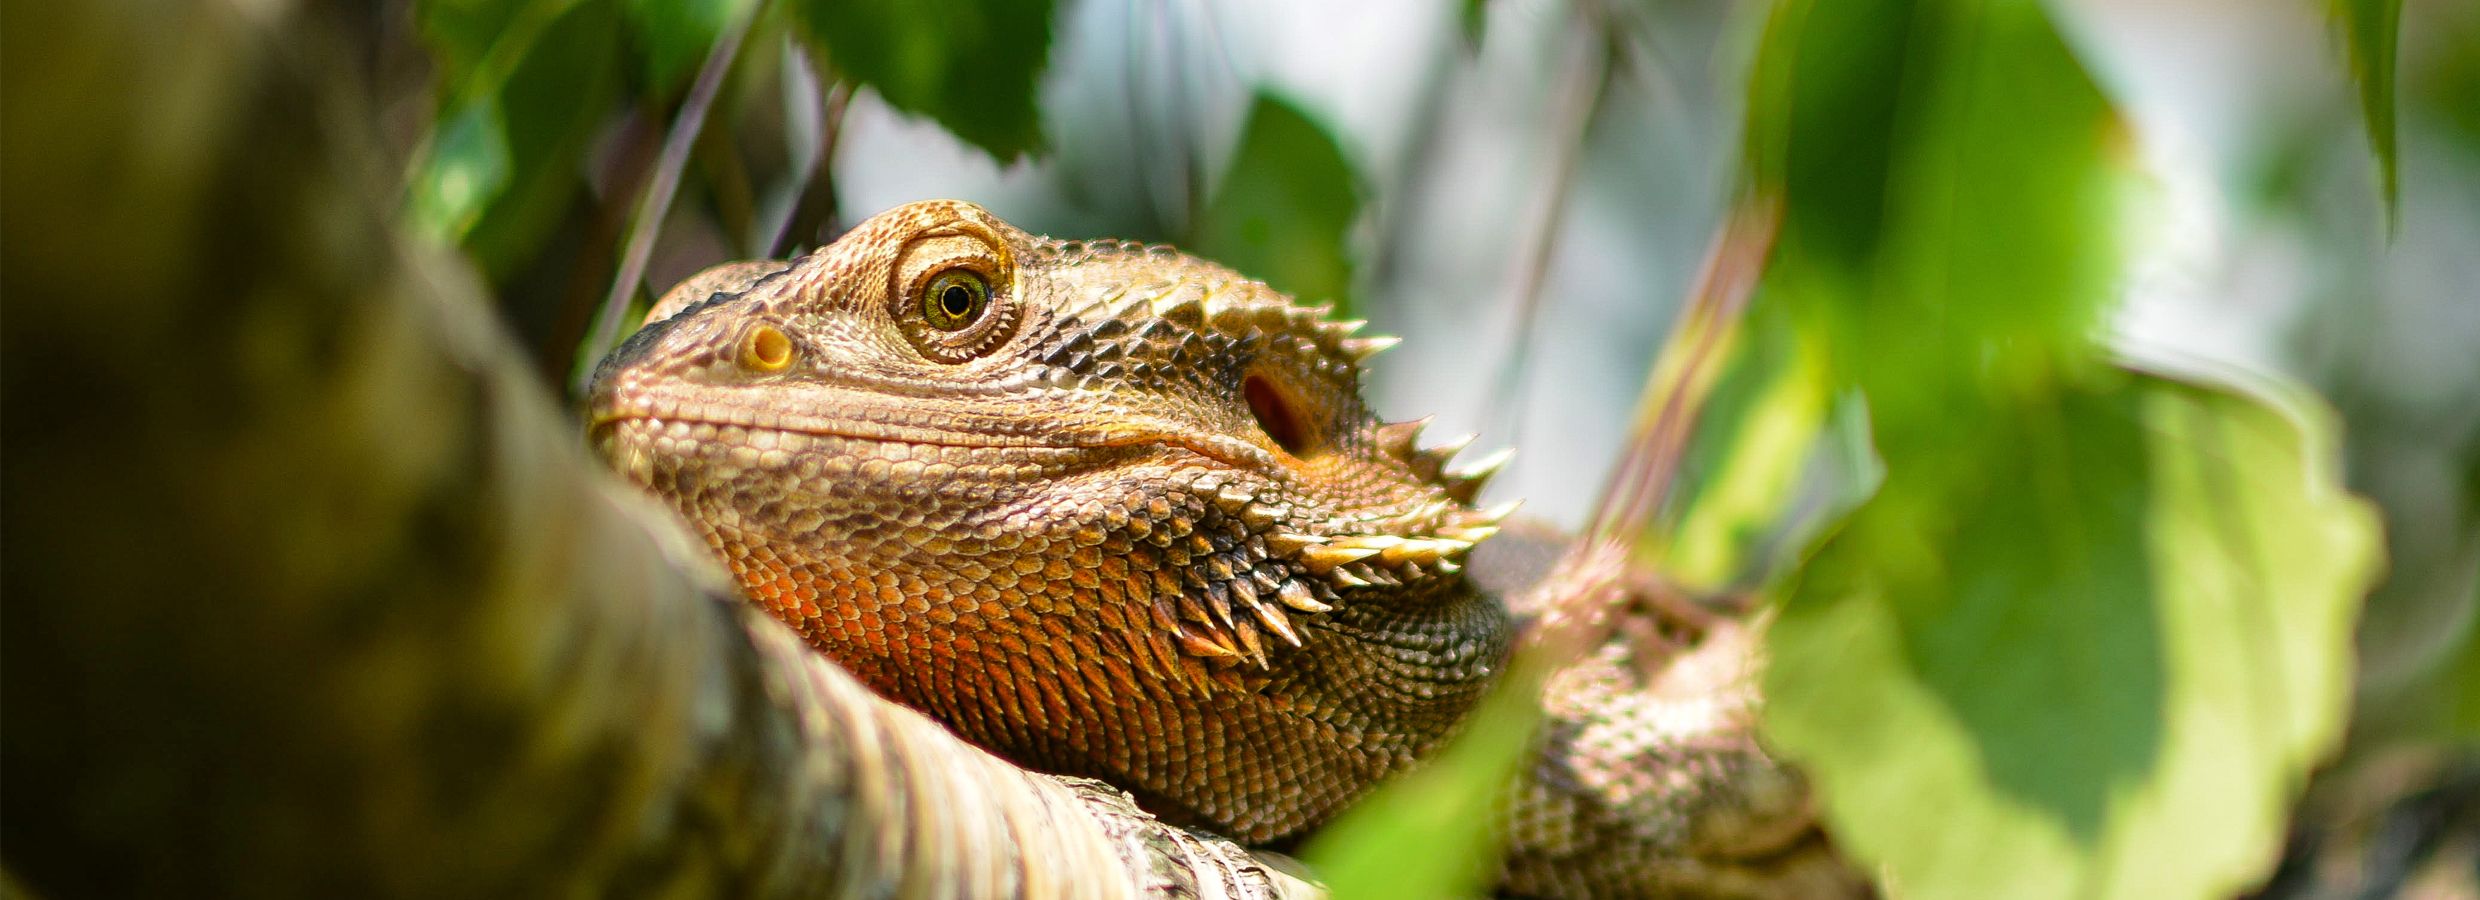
left=1244, top=373, right=1316, bottom=457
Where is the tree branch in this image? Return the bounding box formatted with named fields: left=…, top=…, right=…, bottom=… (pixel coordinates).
left=0, top=5, right=1307, bottom=897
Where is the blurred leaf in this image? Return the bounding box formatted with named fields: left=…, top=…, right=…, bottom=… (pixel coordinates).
left=1641, top=307, right=1834, bottom=591
left=1741, top=0, right=2384, bottom=896
left=1299, top=654, right=1547, bottom=900
left=623, top=0, right=757, bottom=89
left=1188, top=95, right=1364, bottom=315
left=1460, top=0, right=1488, bottom=51
left=2457, top=613, right=2480, bottom=740
left=1768, top=373, right=2379, bottom=900
left=2333, top=0, right=2402, bottom=218
left=406, top=0, right=623, bottom=276
left=417, top=0, right=549, bottom=78
left=1744, top=0, right=2120, bottom=423
left=2440, top=607, right=2480, bottom=742
left=405, top=97, right=512, bottom=241
left=790, top=0, right=1051, bottom=160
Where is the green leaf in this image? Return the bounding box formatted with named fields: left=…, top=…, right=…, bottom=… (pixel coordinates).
left=1641, top=305, right=1837, bottom=591
left=2333, top=0, right=2403, bottom=219
left=2455, top=612, right=2480, bottom=740
left=416, top=0, right=544, bottom=80
left=790, top=0, right=1052, bottom=160
left=404, top=97, right=512, bottom=242
left=1746, top=0, right=2121, bottom=427
left=1767, top=373, right=2379, bottom=900
left=1740, top=0, right=2383, bottom=896
left=622, top=0, right=757, bottom=89
left=1298, top=654, right=1548, bottom=900
left=405, top=0, right=622, bottom=275
left=1187, top=95, right=1364, bottom=316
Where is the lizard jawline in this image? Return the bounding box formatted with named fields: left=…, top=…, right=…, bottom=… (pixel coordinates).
left=592, top=385, right=1285, bottom=475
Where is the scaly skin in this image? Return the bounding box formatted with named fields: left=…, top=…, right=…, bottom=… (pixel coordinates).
left=588, top=200, right=1515, bottom=842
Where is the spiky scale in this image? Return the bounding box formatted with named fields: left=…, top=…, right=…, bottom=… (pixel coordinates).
left=1266, top=532, right=1324, bottom=555
left=1203, top=580, right=1240, bottom=633
left=1449, top=447, right=1514, bottom=480
left=1345, top=563, right=1398, bottom=587
left=1410, top=432, right=1478, bottom=480
left=1427, top=432, right=1479, bottom=459
left=1330, top=534, right=1405, bottom=552
left=1276, top=580, right=1332, bottom=613
left=1179, top=593, right=1218, bottom=628
left=1251, top=600, right=1302, bottom=647
left=1340, top=335, right=1401, bottom=363
left=1442, top=447, right=1515, bottom=503
left=1229, top=614, right=1268, bottom=666
left=1372, top=418, right=1428, bottom=458
left=1300, top=545, right=1381, bottom=572
left=1380, top=539, right=1444, bottom=566
left=1151, top=291, right=1207, bottom=327
left=1179, top=629, right=1240, bottom=659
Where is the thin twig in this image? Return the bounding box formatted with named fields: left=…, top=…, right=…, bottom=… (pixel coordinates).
left=541, top=107, right=658, bottom=387
left=575, top=10, right=755, bottom=396
left=1359, top=0, right=1481, bottom=305
left=1478, top=13, right=1615, bottom=445
left=771, top=71, right=852, bottom=256
left=1525, top=195, right=1779, bottom=669
left=1586, top=193, right=1781, bottom=544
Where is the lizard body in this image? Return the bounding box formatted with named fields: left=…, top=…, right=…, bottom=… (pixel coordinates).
left=590, top=200, right=1513, bottom=842
left=590, top=201, right=1858, bottom=895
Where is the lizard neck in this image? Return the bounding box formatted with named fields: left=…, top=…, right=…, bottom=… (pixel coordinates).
left=624, top=422, right=1509, bottom=841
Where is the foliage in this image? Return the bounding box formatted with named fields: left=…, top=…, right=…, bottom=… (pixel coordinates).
left=1575, top=3, right=2397, bottom=890
left=789, top=0, right=1052, bottom=160
left=406, top=0, right=624, bottom=276
left=1768, top=372, right=2378, bottom=899
left=1186, top=95, right=1365, bottom=316
left=1727, top=2, right=2382, bottom=897
left=2334, top=0, right=2403, bottom=216
left=1296, top=655, right=1549, bottom=899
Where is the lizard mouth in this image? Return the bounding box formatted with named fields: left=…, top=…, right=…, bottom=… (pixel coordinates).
left=589, top=381, right=1283, bottom=475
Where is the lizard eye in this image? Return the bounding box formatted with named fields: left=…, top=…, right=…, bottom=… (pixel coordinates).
left=891, top=231, right=1017, bottom=363
left=739, top=324, right=794, bottom=372
left=922, top=269, right=990, bottom=331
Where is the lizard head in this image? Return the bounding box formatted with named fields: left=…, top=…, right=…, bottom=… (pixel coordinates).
left=588, top=199, right=1514, bottom=840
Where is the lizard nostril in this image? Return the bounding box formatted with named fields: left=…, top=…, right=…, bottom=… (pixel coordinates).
left=740, top=325, right=794, bottom=373
left=1245, top=374, right=1313, bottom=457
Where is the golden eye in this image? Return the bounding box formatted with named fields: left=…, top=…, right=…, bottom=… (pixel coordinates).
left=921, top=269, right=990, bottom=331
left=740, top=324, right=793, bottom=372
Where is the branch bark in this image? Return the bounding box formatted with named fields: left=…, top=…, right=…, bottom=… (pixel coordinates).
left=0, top=5, right=1307, bottom=898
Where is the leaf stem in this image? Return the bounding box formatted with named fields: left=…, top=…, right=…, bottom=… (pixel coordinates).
left=575, top=7, right=756, bottom=395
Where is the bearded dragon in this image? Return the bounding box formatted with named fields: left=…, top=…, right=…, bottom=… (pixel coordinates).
left=588, top=200, right=1856, bottom=896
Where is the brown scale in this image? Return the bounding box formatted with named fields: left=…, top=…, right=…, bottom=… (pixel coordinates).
left=589, top=200, right=1517, bottom=842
